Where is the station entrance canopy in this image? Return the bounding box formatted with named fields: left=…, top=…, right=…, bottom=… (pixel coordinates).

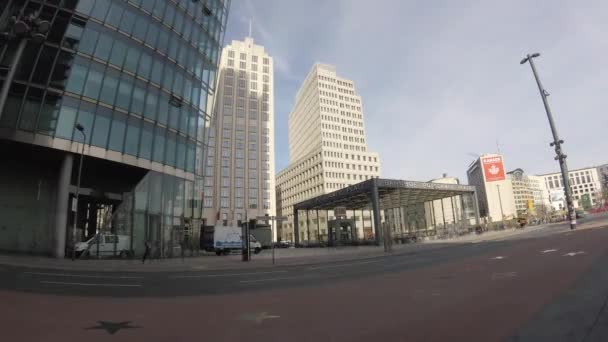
left=292, top=178, right=481, bottom=246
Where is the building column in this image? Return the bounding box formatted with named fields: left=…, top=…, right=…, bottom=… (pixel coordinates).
left=370, top=178, right=382, bottom=245
left=293, top=209, right=300, bottom=245
left=460, top=194, right=468, bottom=232
left=450, top=196, right=458, bottom=235
left=472, top=191, right=481, bottom=226
left=53, top=153, right=73, bottom=258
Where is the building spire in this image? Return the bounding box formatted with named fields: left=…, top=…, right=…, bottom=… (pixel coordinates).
left=248, top=18, right=252, bottom=38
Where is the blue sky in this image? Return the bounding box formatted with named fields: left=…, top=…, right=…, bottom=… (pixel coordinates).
left=223, top=0, right=608, bottom=182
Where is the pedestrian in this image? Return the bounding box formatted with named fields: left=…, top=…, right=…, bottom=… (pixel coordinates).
left=142, top=240, right=151, bottom=264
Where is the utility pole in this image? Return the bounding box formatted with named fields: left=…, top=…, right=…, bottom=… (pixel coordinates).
left=521, top=53, right=576, bottom=229
left=496, top=184, right=505, bottom=228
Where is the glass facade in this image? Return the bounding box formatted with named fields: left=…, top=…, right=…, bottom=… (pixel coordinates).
left=0, top=0, right=229, bottom=257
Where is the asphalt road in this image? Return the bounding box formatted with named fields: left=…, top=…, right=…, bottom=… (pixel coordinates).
left=1, top=215, right=607, bottom=341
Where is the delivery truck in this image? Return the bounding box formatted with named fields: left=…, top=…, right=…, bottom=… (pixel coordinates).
left=206, top=226, right=262, bottom=256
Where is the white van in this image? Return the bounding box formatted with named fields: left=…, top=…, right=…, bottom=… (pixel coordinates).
left=75, top=234, right=132, bottom=258
left=213, top=226, right=262, bottom=256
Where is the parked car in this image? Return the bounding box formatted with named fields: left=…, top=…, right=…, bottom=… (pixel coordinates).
left=274, top=241, right=292, bottom=248
left=75, top=234, right=132, bottom=258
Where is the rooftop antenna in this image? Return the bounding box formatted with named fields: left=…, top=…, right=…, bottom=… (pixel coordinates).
left=248, top=18, right=252, bottom=38
left=496, top=140, right=501, bottom=154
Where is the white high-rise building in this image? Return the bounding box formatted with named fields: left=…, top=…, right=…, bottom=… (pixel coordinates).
left=276, top=64, right=381, bottom=242
left=203, top=37, right=275, bottom=227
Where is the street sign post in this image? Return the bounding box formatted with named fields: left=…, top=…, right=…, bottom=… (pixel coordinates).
left=257, top=215, right=288, bottom=265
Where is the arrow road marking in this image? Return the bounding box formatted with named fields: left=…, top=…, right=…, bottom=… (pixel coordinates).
left=240, top=312, right=280, bottom=324
left=563, top=251, right=586, bottom=257
left=84, top=321, right=142, bottom=335
left=541, top=249, right=558, bottom=253
left=491, top=256, right=505, bottom=260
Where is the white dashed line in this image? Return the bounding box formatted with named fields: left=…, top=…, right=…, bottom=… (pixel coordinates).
left=24, top=272, right=143, bottom=279
left=169, top=270, right=287, bottom=279
left=40, top=281, right=141, bottom=287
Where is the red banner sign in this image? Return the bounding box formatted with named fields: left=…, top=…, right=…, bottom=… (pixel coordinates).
left=481, top=156, right=506, bottom=182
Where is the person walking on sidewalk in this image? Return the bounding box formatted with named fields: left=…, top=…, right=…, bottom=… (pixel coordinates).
left=142, top=240, right=151, bottom=264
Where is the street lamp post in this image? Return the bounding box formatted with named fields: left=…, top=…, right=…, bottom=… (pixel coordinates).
left=0, top=13, right=51, bottom=120
left=496, top=184, right=505, bottom=228
left=520, top=53, right=576, bottom=230
left=71, top=123, right=86, bottom=260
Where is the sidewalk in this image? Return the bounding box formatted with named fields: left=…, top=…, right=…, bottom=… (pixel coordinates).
left=2, top=217, right=604, bottom=273
left=0, top=242, right=442, bottom=273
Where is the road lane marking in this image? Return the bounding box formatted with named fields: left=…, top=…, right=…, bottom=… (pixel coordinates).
left=239, top=275, right=314, bottom=284
left=240, top=312, right=280, bottom=324
left=541, top=249, right=558, bottom=253
left=169, top=270, right=287, bottom=279
left=491, top=256, right=505, bottom=260
left=40, top=281, right=141, bottom=287
left=307, top=259, right=381, bottom=270
left=563, top=251, right=586, bottom=257
left=491, top=272, right=517, bottom=280
left=24, top=272, right=143, bottom=279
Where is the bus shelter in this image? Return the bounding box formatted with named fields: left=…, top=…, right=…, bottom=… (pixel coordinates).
left=293, top=178, right=481, bottom=247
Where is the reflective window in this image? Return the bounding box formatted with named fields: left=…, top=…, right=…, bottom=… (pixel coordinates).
left=144, top=88, right=159, bottom=121
left=55, top=104, right=78, bottom=139
left=79, top=28, right=99, bottom=55
left=157, top=93, right=169, bottom=125
left=157, top=28, right=170, bottom=53
left=109, top=39, right=127, bottom=66
left=165, top=132, right=177, bottom=166
left=119, top=8, right=136, bottom=34
left=63, top=20, right=84, bottom=50
left=133, top=16, right=148, bottom=41
left=91, top=106, right=112, bottom=148
left=105, top=2, right=124, bottom=27
left=75, top=0, right=95, bottom=16
left=176, top=136, right=186, bottom=170
left=108, top=111, right=127, bottom=152
left=82, top=63, right=104, bottom=100
left=125, top=116, right=141, bottom=156
left=150, top=59, right=163, bottom=85
left=37, top=93, right=61, bottom=135
left=145, top=23, right=159, bottom=48
left=124, top=47, right=141, bottom=74
left=74, top=102, right=95, bottom=143
left=65, top=61, right=89, bottom=95
left=137, top=53, right=153, bottom=79
left=140, top=121, right=154, bottom=160
left=141, top=0, right=155, bottom=13
left=99, top=68, right=119, bottom=104
left=91, top=0, right=110, bottom=21
left=168, top=104, right=180, bottom=130
left=153, top=126, right=166, bottom=162
left=152, top=0, right=166, bottom=18
left=116, top=75, right=134, bottom=110
left=131, top=81, right=146, bottom=114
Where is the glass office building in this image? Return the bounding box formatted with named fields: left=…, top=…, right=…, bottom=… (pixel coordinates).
left=0, top=0, right=230, bottom=257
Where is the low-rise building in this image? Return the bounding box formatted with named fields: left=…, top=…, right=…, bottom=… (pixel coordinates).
left=507, top=168, right=550, bottom=217
left=539, top=167, right=601, bottom=210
